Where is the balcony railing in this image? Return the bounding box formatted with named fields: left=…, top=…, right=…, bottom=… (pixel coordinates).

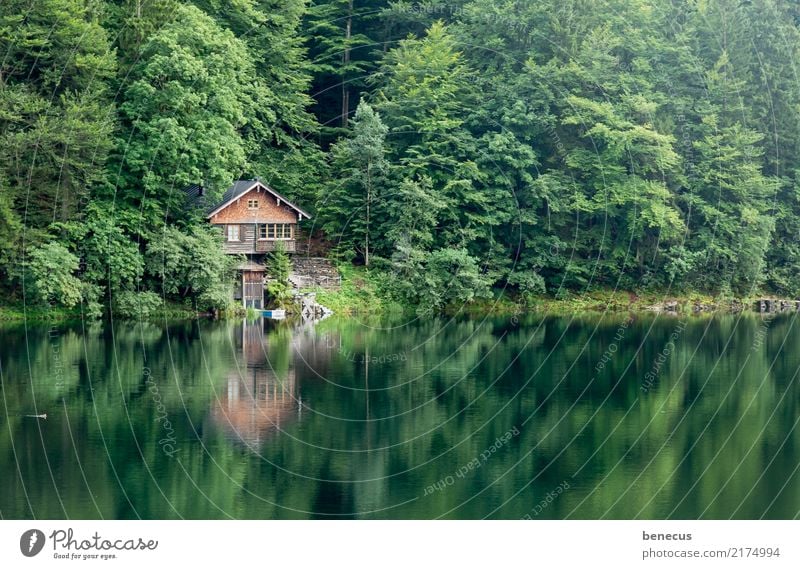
left=222, top=239, right=296, bottom=254
left=256, top=240, right=296, bottom=253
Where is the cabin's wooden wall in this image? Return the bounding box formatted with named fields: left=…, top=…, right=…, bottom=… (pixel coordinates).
left=217, top=223, right=297, bottom=254
left=210, top=187, right=298, bottom=224
left=220, top=237, right=258, bottom=254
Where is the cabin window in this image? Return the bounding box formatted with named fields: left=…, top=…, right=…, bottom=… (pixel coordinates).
left=227, top=225, right=240, bottom=241
left=247, top=199, right=259, bottom=209
left=257, top=223, right=293, bottom=240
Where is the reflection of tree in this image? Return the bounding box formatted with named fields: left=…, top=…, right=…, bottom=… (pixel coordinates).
left=2, top=314, right=800, bottom=519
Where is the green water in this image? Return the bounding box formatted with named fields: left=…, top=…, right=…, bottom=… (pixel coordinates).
left=1, top=312, right=798, bottom=519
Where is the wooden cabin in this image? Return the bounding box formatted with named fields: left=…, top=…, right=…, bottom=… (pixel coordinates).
left=205, top=179, right=311, bottom=255
left=187, top=179, right=311, bottom=309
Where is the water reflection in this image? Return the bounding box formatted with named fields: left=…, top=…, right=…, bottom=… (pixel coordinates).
left=209, top=321, right=299, bottom=447
left=0, top=313, right=798, bottom=519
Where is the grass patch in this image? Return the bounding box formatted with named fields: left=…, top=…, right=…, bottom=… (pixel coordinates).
left=312, top=266, right=760, bottom=318
left=0, top=303, right=83, bottom=321
left=521, top=288, right=728, bottom=314
left=311, top=264, right=406, bottom=315
left=0, top=299, right=201, bottom=322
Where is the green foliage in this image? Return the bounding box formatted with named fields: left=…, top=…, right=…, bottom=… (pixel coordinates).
left=0, top=182, right=22, bottom=284
left=689, top=120, right=778, bottom=295
left=304, top=0, right=388, bottom=132
left=313, top=263, right=402, bottom=315
left=318, top=100, right=389, bottom=264
left=0, top=0, right=116, bottom=228
left=112, top=290, right=163, bottom=319
left=117, top=4, right=262, bottom=217
left=382, top=242, right=491, bottom=315
left=64, top=202, right=144, bottom=290
left=507, top=271, right=547, bottom=303
left=26, top=242, right=84, bottom=308
left=4, top=0, right=800, bottom=316
left=145, top=225, right=237, bottom=311
left=414, top=247, right=492, bottom=315
left=265, top=242, right=292, bottom=308
left=108, top=0, right=181, bottom=67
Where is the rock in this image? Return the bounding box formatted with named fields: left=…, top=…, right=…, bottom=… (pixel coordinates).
left=290, top=257, right=341, bottom=290
left=293, top=291, right=333, bottom=321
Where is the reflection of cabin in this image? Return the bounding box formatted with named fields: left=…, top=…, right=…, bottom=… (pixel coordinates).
left=186, top=179, right=312, bottom=309
left=209, top=321, right=298, bottom=446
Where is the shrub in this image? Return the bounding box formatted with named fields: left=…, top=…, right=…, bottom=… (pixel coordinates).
left=27, top=242, right=83, bottom=308
left=265, top=242, right=292, bottom=308
left=112, top=290, right=163, bottom=319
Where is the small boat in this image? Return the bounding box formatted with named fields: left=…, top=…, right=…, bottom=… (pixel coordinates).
left=262, top=309, right=286, bottom=320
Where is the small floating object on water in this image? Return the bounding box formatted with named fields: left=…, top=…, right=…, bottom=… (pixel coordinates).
left=262, top=309, right=286, bottom=320
left=24, top=413, right=47, bottom=419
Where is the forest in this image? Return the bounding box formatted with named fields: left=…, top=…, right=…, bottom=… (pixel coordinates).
left=2, top=0, right=799, bottom=317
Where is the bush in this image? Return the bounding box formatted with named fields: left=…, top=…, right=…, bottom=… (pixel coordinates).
left=197, top=281, right=234, bottom=312
left=265, top=242, right=292, bottom=308
left=414, top=248, right=491, bottom=315
left=27, top=242, right=83, bottom=308
left=112, top=290, right=163, bottom=319
left=507, top=270, right=546, bottom=303
left=81, top=283, right=104, bottom=319
left=145, top=225, right=238, bottom=311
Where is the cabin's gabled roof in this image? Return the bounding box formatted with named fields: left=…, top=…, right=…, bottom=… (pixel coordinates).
left=203, top=179, right=311, bottom=220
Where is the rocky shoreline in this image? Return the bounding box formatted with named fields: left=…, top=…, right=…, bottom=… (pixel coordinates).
left=645, top=298, right=798, bottom=314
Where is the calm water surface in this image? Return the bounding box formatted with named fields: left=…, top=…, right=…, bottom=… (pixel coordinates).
left=1, top=312, right=798, bottom=519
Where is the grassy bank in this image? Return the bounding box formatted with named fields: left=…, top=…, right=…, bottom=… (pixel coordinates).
left=312, top=266, right=761, bottom=317
left=521, top=289, right=725, bottom=314
left=1, top=271, right=765, bottom=323
left=309, top=264, right=406, bottom=315
left=0, top=303, right=84, bottom=321
left=460, top=289, right=764, bottom=316
left=0, top=300, right=200, bottom=322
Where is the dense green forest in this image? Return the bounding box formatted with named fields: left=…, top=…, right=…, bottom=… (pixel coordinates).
left=2, top=0, right=800, bottom=316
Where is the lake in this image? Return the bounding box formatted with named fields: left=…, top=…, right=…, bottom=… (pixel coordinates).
left=1, top=312, right=798, bottom=519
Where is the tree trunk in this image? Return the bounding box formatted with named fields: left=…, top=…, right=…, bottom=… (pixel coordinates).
left=341, top=0, right=353, bottom=127
left=365, top=163, right=371, bottom=267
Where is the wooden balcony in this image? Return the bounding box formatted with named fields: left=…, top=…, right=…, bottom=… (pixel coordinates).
left=222, top=239, right=296, bottom=254
left=256, top=239, right=296, bottom=253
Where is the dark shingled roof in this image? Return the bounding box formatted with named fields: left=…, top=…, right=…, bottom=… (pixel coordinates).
left=184, top=179, right=311, bottom=219
left=219, top=180, right=260, bottom=206
left=183, top=183, right=207, bottom=206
